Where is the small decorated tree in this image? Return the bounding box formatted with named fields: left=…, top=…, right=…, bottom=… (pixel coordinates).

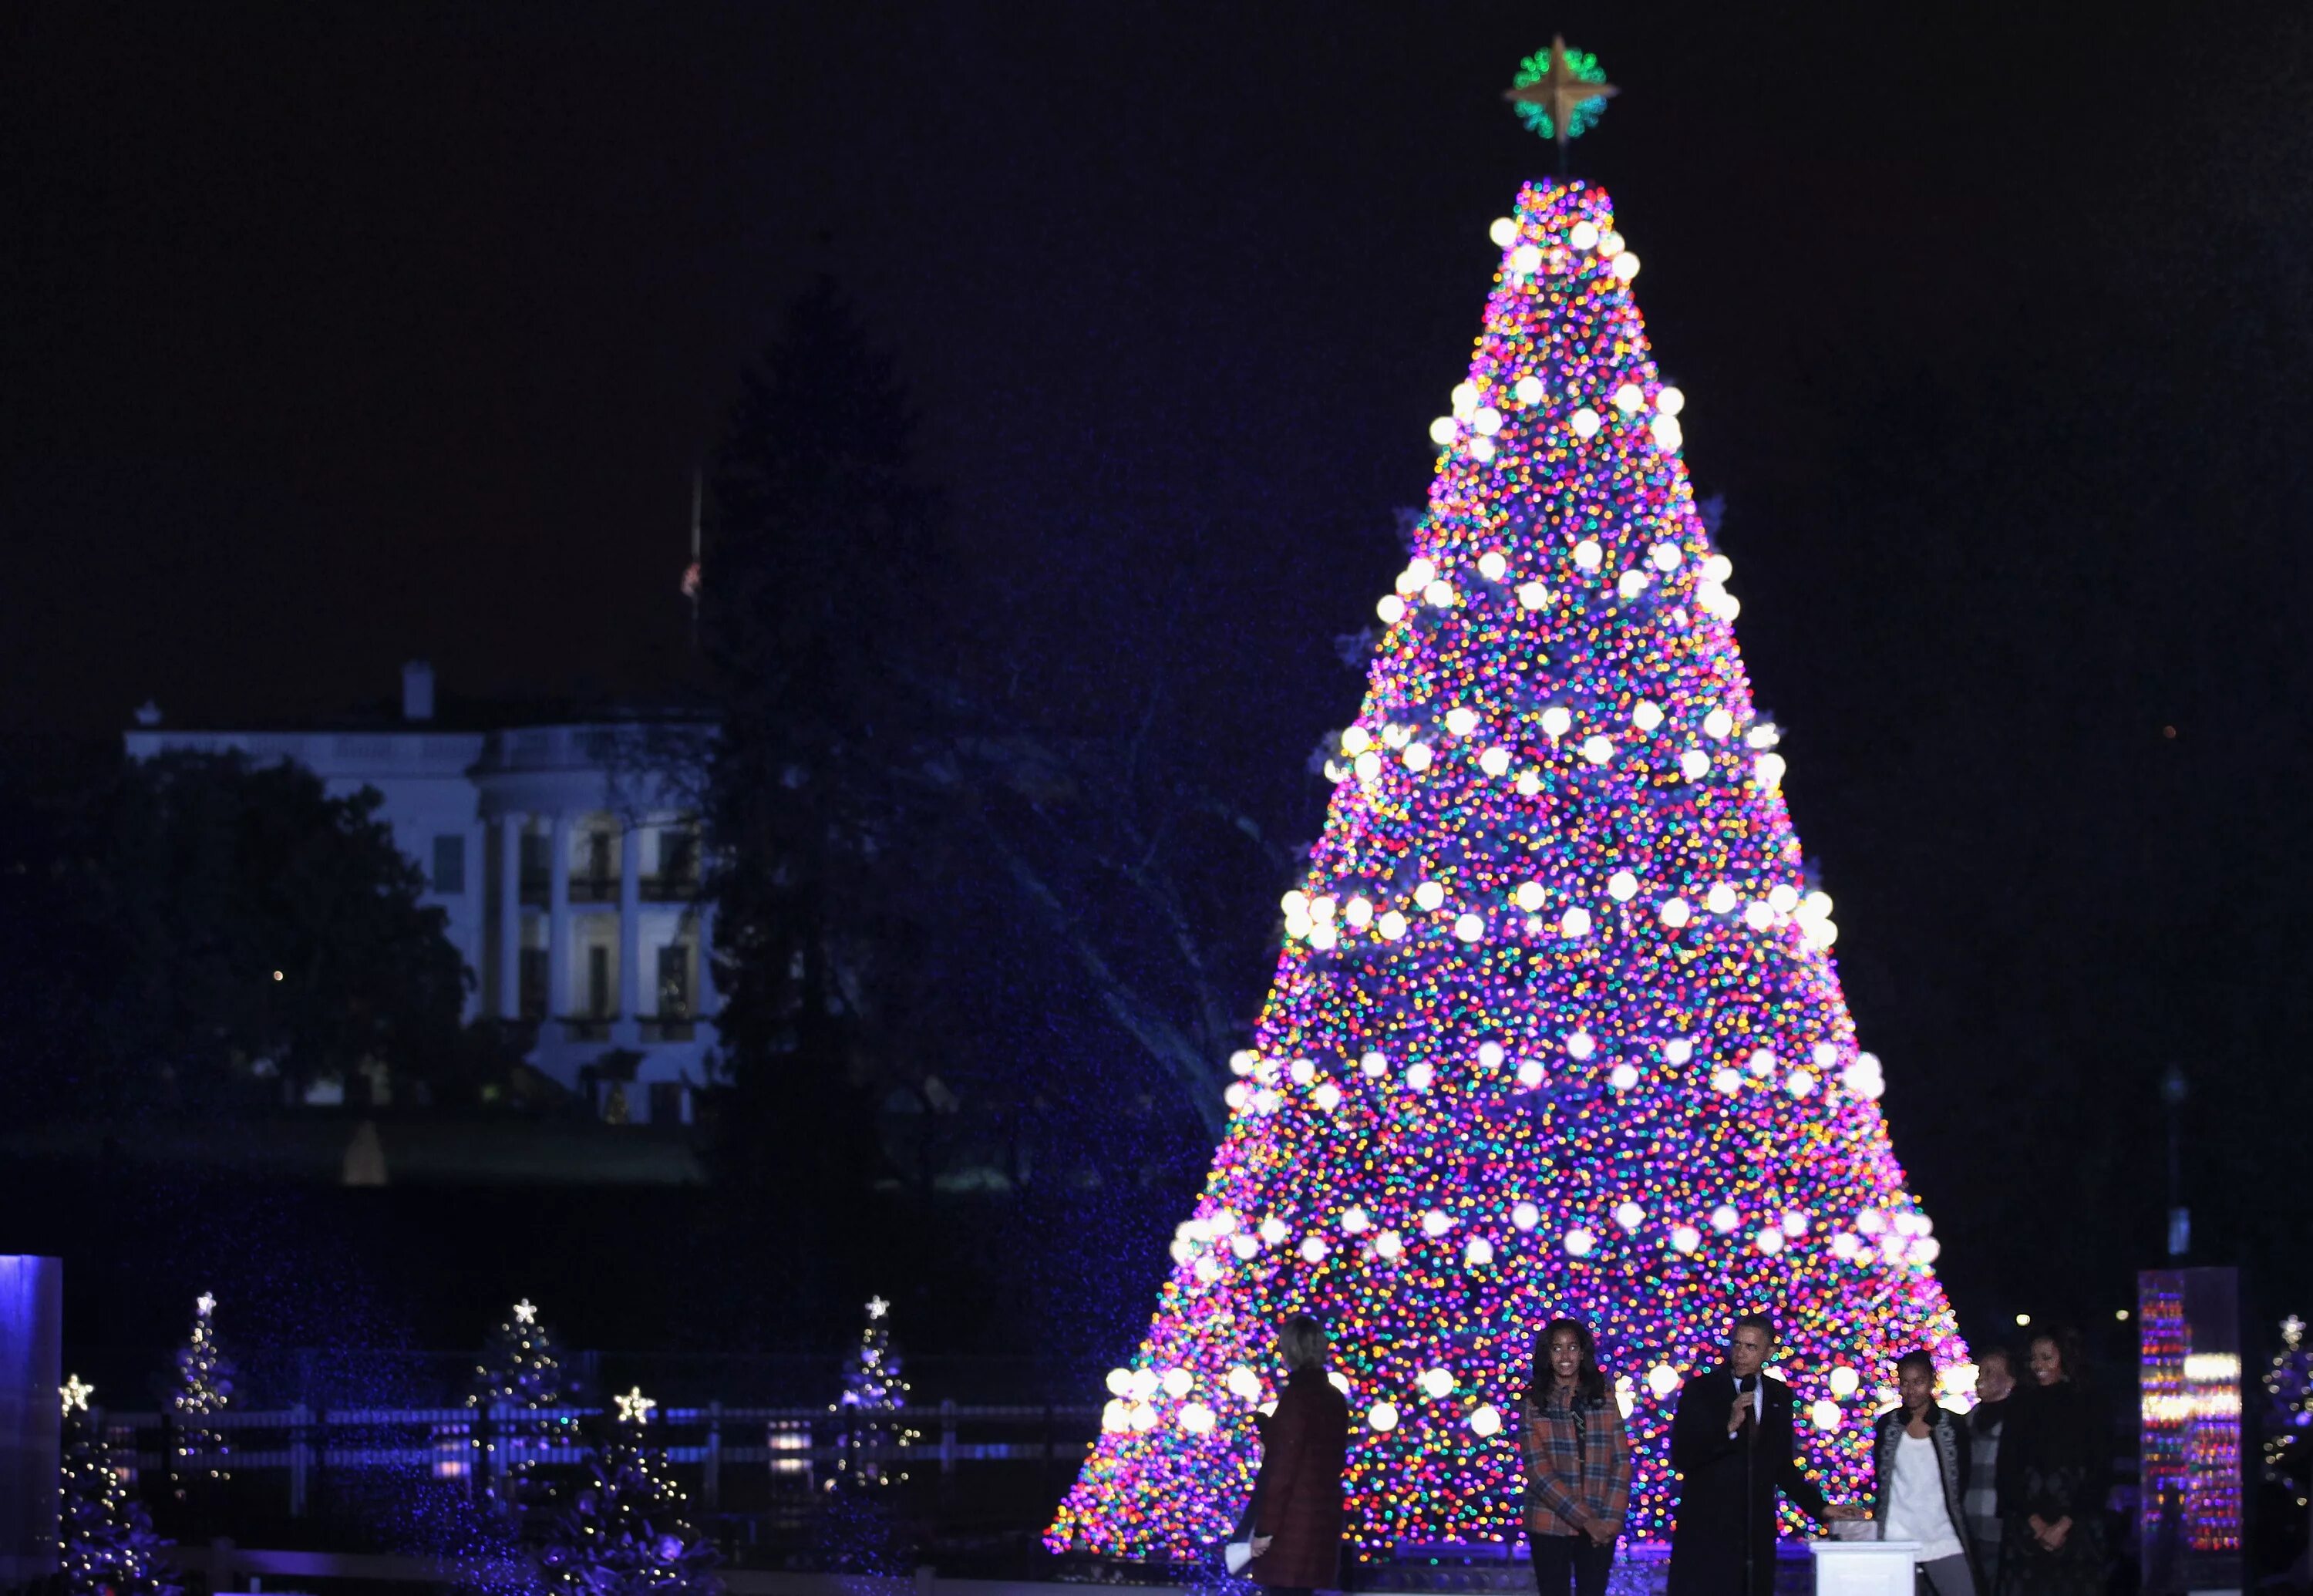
left=59, top=1375, right=180, bottom=1596
left=469, top=1298, right=577, bottom=1518
left=539, top=1388, right=720, bottom=1596
left=829, top=1297, right=915, bottom=1490
left=2263, top=1315, right=2313, bottom=1487
left=168, top=1292, right=234, bottom=1503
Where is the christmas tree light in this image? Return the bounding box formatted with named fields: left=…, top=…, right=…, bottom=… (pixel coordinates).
left=1047, top=174, right=1964, bottom=1562
left=830, top=1297, right=916, bottom=1491
left=468, top=1298, right=577, bottom=1518
left=59, top=1375, right=180, bottom=1596
left=169, top=1292, right=234, bottom=1502
left=539, top=1388, right=720, bottom=1596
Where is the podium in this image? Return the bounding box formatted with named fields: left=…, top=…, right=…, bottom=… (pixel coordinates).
left=1809, top=1537, right=1921, bottom=1596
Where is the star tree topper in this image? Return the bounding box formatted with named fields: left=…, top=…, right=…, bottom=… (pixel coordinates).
left=1503, top=35, right=1618, bottom=152
left=513, top=1298, right=538, bottom=1325
left=61, top=1374, right=93, bottom=1414
left=614, top=1386, right=658, bottom=1425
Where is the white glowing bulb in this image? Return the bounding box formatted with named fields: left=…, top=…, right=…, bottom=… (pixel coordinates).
left=1444, top=705, right=1480, bottom=737
left=1598, top=230, right=1624, bottom=257
left=1419, top=1366, right=1455, bottom=1399
left=1359, top=1050, right=1386, bottom=1077
left=1633, top=700, right=1664, bottom=731
left=1105, top=1368, right=1134, bottom=1397
left=1609, top=1062, right=1639, bottom=1091
left=1514, top=880, right=1546, bottom=911
left=1665, top=1039, right=1694, bottom=1065
left=1614, top=383, right=1645, bottom=413
left=1308, top=897, right=1336, bottom=925
left=1469, top=1403, right=1503, bottom=1437
left=1712, top=1067, right=1742, bottom=1095
left=1299, top=1235, right=1328, bottom=1263
left=1617, top=569, right=1648, bottom=600
left=1368, top=1401, right=1399, bottom=1432
left=1281, top=891, right=1308, bottom=915
left=1574, top=538, right=1604, bottom=570
left=1342, top=1206, right=1369, bottom=1234
left=1453, top=911, right=1483, bottom=942
left=1803, top=890, right=1834, bottom=919
left=1651, top=414, right=1682, bottom=449
left=1566, top=1031, right=1596, bottom=1060
left=1510, top=244, right=1543, bottom=275
left=1810, top=918, right=1840, bottom=949
left=1231, top=1231, right=1261, bottom=1260
left=1260, top=1216, right=1289, bottom=1246
left=1756, top=1229, right=1785, bottom=1256
left=1354, top=750, right=1382, bottom=783
left=1468, top=436, right=1496, bottom=464
left=1613, top=253, right=1641, bottom=281
left=1465, top=1237, right=1494, bottom=1267
left=1786, top=1070, right=1816, bottom=1099
left=1608, top=869, right=1639, bottom=901
left=1421, top=1209, right=1454, bottom=1237
left=1229, top=1050, right=1258, bottom=1077
left=1129, top=1402, right=1160, bottom=1432
left=1489, top=217, right=1518, bottom=247
left=1703, top=707, right=1735, bottom=739
left=1670, top=1226, right=1702, bottom=1256
left=1700, top=554, right=1733, bottom=583
left=1571, top=408, right=1602, bottom=439
left=1651, top=540, right=1683, bottom=571
left=1129, top=1368, right=1161, bottom=1401
left=1659, top=897, right=1691, bottom=928
left=1101, top=1399, right=1131, bottom=1432
left=1828, top=1365, right=1861, bottom=1398
left=1375, top=593, right=1405, bottom=625
left=1422, top=579, right=1453, bottom=608
left=1782, top=1209, right=1811, bottom=1237
left=1480, top=746, right=1513, bottom=776
left=1378, top=910, right=1408, bottom=941
left=1810, top=1399, right=1842, bottom=1432
left=1540, top=705, right=1573, bottom=738
left=1516, top=769, right=1543, bottom=796
left=1476, top=1041, right=1506, bottom=1070
left=1477, top=551, right=1508, bottom=581
left=1581, top=735, right=1614, bottom=765
left=1648, top=1362, right=1682, bottom=1397
left=1512, top=1201, right=1541, bottom=1231
left=1514, top=375, right=1546, bottom=406
left=1308, top=922, right=1338, bottom=951
left=1748, top=1048, right=1776, bottom=1077
left=1614, top=1200, right=1645, bottom=1231
left=1680, top=748, right=1712, bottom=781
left=1414, top=880, right=1446, bottom=911
left=1756, top=753, right=1787, bottom=790
left=1564, top=1228, right=1596, bottom=1258
left=1768, top=883, right=1800, bottom=914
left=1375, top=1229, right=1404, bottom=1259
left=1473, top=406, right=1503, bottom=436
left=1312, top=1081, right=1342, bottom=1111
left=1162, top=1367, right=1194, bottom=1398
left=1450, top=385, right=1478, bottom=418
left=1405, top=1062, right=1433, bottom=1090
left=1223, top=1082, right=1249, bottom=1111
left=1658, top=386, right=1685, bottom=417
left=1345, top=896, right=1373, bottom=927
left=1569, top=221, right=1600, bottom=251
left=1705, top=882, right=1738, bottom=914
left=1517, top=1059, right=1546, bottom=1088
left=1742, top=900, right=1774, bottom=931
left=1428, top=416, right=1460, bottom=446
left=1517, top=581, right=1549, bottom=611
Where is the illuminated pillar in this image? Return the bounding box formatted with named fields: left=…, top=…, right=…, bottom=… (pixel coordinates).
left=0, top=1256, right=62, bottom=1589
left=2140, top=1266, right=2242, bottom=1596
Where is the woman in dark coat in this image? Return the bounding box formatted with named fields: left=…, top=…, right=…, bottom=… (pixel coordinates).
left=1250, top=1314, right=1349, bottom=1596
left=1995, top=1328, right=2109, bottom=1596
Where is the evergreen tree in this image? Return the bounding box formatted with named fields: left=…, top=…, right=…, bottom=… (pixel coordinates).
left=539, top=1389, right=719, bottom=1596
left=1051, top=90, right=1960, bottom=1558
left=468, top=1298, right=577, bottom=1519
left=829, top=1297, right=915, bottom=1490
left=168, top=1292, right=233, bottom=1503
left=700, top=279, right=944, bottom=1200
left=2263, top=1315, right=2312, bottom=1488
left=58, top=1375, right=180, bottom=1596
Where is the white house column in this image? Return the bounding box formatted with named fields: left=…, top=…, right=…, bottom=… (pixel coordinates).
left=615, top=821, right=643, bottom=1042
left=497, top=812, right=524, bottom=1020
left=547, top=812, right=574, bottom=1029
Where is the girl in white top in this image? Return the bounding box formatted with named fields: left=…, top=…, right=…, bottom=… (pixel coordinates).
left=1869, top=1350, right=1980, bottom=1596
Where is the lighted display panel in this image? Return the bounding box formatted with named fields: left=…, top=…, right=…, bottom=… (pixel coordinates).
left=2140, top=1268, right=2244, bottom=1596
left=1045, top=180, right=1965, bottom=1562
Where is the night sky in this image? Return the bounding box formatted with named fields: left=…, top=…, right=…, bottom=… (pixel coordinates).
left=8, top=2, right=2313, bottom=1335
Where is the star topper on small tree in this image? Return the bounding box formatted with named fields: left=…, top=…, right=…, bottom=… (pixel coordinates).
left=1503, top=35, right=1618, bottom=171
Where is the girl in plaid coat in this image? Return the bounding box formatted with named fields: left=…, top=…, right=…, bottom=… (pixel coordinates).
left=1520, top=1319, right=1633, bottom=1596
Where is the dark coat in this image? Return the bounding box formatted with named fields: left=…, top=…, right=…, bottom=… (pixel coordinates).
left=1252, top=1369, right=1348, bottom=1590
left=1666, top=1369, right=1830, bottom=1596
left=1869, top=1405, right=1979, bottom=1588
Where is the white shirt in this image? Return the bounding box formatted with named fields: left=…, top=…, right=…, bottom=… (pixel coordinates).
left=1882, top=1429, right=1963, bottom=1561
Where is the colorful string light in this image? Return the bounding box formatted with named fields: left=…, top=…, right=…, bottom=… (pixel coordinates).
left=1045, top=178, right=1965, bottom=1563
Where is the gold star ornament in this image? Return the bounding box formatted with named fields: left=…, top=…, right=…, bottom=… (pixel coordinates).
left=61, top=1374, right=94, bottom=1414
left=513, top=1299, right=538, bottom=1325
left=1503, top=36, right=1618, bottom=151
left=614, top=1386, right=658, bottom=1425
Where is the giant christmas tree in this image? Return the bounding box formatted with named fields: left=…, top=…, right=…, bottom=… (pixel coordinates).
left=1048, top=47, right=1963, bottom=1562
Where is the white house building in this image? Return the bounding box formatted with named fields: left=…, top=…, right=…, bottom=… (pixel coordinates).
left=123, top=662, right=718, bottom=1123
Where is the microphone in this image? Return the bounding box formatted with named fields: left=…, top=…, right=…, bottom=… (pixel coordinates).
left=1737, top=1373, right=1758, bottom=1433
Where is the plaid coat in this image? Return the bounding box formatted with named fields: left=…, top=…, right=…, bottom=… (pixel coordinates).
left=1252, top=1369, right=1348, bottom=1589
left=1520, top=1386, right=1633, bottom=1538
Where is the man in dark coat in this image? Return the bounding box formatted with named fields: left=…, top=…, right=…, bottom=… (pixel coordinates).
left=1668, top=1313, right=1856, bottom=1596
